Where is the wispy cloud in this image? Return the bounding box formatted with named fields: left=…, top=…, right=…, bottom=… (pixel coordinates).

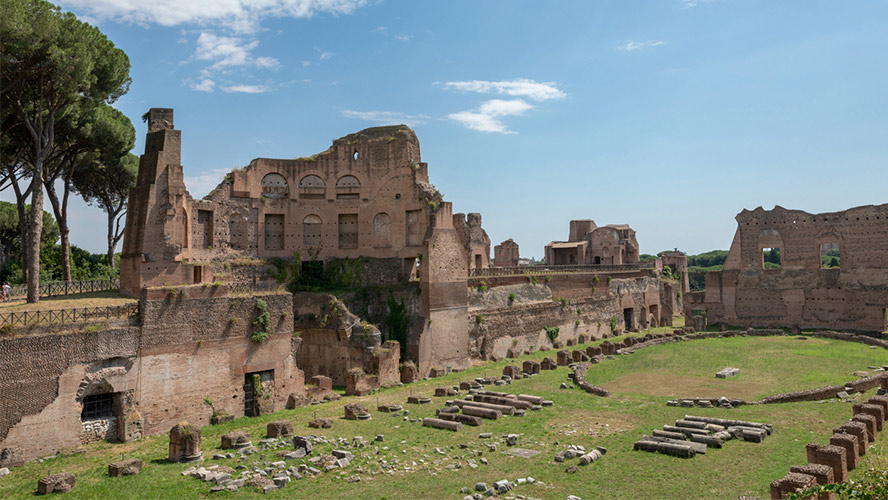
left=617, top=40, right=665, bottom=52
left=221, top=84, right=270, bottom=94
left=447, top=99, right=533, bottom=134
left=341, top=110, right=429, bottom=127
left=194, top=32, right=279, bottom=70
left=394, top=34, right=412, bottom=42
left=443, top=79, right=566, bottom=102
left=188, top=78, right=216, bottom=92
left=60, top=0, right=370, bottom=34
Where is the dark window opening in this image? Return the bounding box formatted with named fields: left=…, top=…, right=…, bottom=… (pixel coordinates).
left=81, top=393, right=114, bottom=420
left=762, top=247, right=781, bottom=269
left=193, top=265, right=202, bottom=283
left=593, top=256, right=601, bottom=265
left=821, top=243, right=840, bottom=269
left=474, top=254, right=482, bottom=269
left=623, top=308, right=634, bottom=331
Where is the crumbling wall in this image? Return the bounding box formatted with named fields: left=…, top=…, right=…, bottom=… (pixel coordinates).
left=292, top=292, right=399, bottom=386
left=0, top=291, right=304, bottom=466
left=467, top=277, right=662, bottom=360
left=699, top=204, right=888, bottom=332
left=493, top=239, right=520, bottom=267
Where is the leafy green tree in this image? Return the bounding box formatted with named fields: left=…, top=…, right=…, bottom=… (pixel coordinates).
left=1, top=0, right=130, bottom=301
left=44, top=102, right=135, bottom=279
left=0, top=201, right=59, bottom=283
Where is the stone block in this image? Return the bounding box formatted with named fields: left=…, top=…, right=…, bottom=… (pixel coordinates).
left=834, top=421, right=868, bottom=455
left=806, top=443, right=848, bottom=482
left=267, top=421, right=294, bottom=438
left=37, top=473, right=75, bottom=495
left=344, top=403, right=370, bottom=420
left=852, top=414, right=877, bottom=442
left=540, top=357, right=557, bottom=370
left=586, top=346, right=601, bottom=357
left=502, top=365, right=522, bottom=380
left=522, top=360, right=540, bottom=375
left=852, top=403, right=884, bottom=431
left=770, top=472, right=817, bottom=500
left=556, top=350, right=571, bottom=366
left=169, top=422, right=202, bottom=463
left=830, top=433, right=859, bottom=470
left=108, top=458, right=143, bottom=477
left=400, top=361, right=419, bottom=384
left=308, top=418, right=333, bottom=429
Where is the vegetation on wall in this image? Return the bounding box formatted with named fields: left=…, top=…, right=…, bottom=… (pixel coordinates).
left=250, top=298, right=272, bottom=343
left=385, top=294, right=409, bottom=360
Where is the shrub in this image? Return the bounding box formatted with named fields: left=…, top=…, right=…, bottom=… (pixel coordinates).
left=575, top=319, right=581, bottom=327
left=508, top=292, right=516, bottom=305
left=577, top=308, right=582, bottom=315
left=544, top=326, right=559, bottom=344
left=477, top=281, right=488, bottom=292
left=558, top=297, right=568, bottom=308
left=475, top=314, right=484, bottom=325
left=609, top=315, right=618, bottom=333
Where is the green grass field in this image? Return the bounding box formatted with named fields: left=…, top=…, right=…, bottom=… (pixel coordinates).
left=2, top=333, right=888, bottom=499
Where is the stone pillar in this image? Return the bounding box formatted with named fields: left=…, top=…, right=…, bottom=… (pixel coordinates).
left=168, top=422, right=202, bottom=463
left=805, top=443, right=847, bottom=482
left=835, top=421, right=868, bottom=455
left=829, top=433, right=859, bottom=470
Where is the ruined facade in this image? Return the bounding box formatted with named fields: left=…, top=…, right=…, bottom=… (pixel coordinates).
left=494, top=239, right=520, bottom=267
left=545, top=220, right=640, bottom=266
left=687, top=204, right=888, bottom=332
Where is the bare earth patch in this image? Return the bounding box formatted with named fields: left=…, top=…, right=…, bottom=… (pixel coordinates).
left=602, top=372, right=774, bottom=400
left=546, top=409, right=639, bottom=437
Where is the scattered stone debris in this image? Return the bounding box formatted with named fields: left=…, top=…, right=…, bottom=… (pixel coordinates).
left=108, top=458, right=143, bottom=477
left=37, top=473, right=75, bottom=495
left=716, top=367, right=740, bottom=379
left=308, top=418, right=334, bottom=429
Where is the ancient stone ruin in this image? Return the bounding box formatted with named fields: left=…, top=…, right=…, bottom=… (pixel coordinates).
left=687, top=204, right=888, bottom=332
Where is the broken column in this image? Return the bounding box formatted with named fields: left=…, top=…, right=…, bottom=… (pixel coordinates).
left=267, top=420, right=294, bottom=438
left=168, top=422, right=202, bottom=463
left=522, top=360, right=541, bottom=374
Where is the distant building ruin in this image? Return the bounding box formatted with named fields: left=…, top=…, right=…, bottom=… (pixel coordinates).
left=686, top=204, right=888, bottom=332
left=494, top=239, right=520, bottom=267
left=545, top=219, right=640, bottom=265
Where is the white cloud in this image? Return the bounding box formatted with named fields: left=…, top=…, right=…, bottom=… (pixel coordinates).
left=617, top=40, right=665, bottom=52
left=60, top=0, right=369, bottom=33
left=394, top=34, right=411, bottom=42
left=447, top=99, right=532, bottom=134
left=221, top=84, right=269, bottom=94
left=194, top=32, right=279, bottom=70
left=185, top=167, right=234, bottom=199
left=443, top=79, right=566, bottom=101
left=319, top=51, right=333, bottom=60
left=340, top=110, right=429, bottom=126
left=189, top=78, right=216, bottom=92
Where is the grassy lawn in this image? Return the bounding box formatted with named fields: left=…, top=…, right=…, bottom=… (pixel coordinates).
left=0, top=291, right=136, bottom=312
left=2, top=333, right=887, bottom=499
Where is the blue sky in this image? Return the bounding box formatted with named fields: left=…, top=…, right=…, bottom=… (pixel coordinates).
left=10, top=0, right=888, bottom=259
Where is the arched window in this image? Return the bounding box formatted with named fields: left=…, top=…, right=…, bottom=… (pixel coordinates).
left=298, top=175, right=325, bottom=199
left=336, top=175, right=361, bottom=200
left=373, top=213, right=391, bottom=248
left=261, top=173, right=289, bottom=199
left=303, top=214, right=322, bottom=246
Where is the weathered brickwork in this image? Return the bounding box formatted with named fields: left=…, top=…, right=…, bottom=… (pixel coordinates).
left=689, top=204, right=888, bottom=332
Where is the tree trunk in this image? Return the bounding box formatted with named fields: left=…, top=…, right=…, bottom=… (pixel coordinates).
left=45, top=180, right=71, bottom=281
left=11, top=176, right=30, bottom=286
left=107, top=209, right=115, bottom=270
left=26, top=169, right=44, bottom=303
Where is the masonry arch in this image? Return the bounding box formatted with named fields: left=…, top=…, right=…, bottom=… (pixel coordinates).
left=335, top=175, right=361, bottom=200
left=260, top=173, right=289, bottom=199
left=757, top=229, right=785, bottom=270
left=298, top=175, right=325, bottom=199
